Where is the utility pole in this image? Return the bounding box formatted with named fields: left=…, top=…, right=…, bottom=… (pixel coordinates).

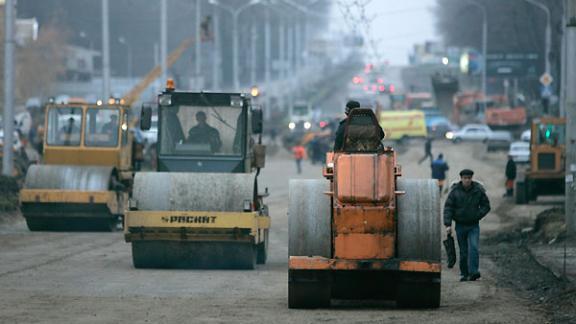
left=565, top=0, right=576, bottom=234
left=195, top=0, right=201, bottom=86
left=250, top=22, right=257, bottom=86
left=467, top=1, right=488, bottom=103
left=212, top=7, right=220, bottom=90
left=264, top=8, right=271, bottom=120
left=2, top=0, right=15, bottom=176
left=102, top=0, right=110, bottom=100
left=160, top=0, right=168, bottom=84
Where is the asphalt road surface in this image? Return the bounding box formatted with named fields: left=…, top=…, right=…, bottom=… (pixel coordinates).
left=0, top=140, right=549, bottom=323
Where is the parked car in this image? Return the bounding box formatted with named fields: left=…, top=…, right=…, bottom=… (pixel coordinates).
left=521, top=129, right=531, bottom=142
left=508, top=141, right=530, bottom=163
left=446, top=124, right=493, bottom=143
left=486, top=130, right=513, bottom=152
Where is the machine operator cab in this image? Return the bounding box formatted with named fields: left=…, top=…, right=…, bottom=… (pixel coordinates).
left=140, top=83, right=264, bottom=173
left=43, top=101, right=132, bottom=168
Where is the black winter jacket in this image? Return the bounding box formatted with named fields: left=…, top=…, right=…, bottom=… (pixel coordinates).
left=505, top=159, right=517, bottom=180
left=443, top=181, right=491, bottom=226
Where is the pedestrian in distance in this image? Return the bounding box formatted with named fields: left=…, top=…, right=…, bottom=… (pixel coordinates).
left=444, top=169, right=491, bottom=282
left=418, top=137, right=433, bottom=164
left=292, top=144, right=306, bottom=174
left=504, top=155, right=516, bottom=197
left=431, top=153, right=449, bottom=192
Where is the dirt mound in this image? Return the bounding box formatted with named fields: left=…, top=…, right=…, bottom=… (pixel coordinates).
left=532, top=208, right=566, bottom=244
left=0, top=175, right=19, bottom=211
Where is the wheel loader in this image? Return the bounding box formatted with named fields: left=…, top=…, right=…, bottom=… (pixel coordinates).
left=124, top=82, right=270, bottom=269
left=288, top=108, right=441, bottom=308
left=20, top=100, right=135, bottom=231
left=515, top=117, right=565, bottom=204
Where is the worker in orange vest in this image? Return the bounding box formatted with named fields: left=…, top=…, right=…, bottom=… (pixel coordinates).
left=292, top=144, right=306, bottom=174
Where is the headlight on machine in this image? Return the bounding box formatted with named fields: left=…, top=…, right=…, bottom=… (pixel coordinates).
left=288, top=122, right=296, bottom=130
left=159, top=94, right=172, bottom=106
left=445, top=131, right=454, bottom=140
left=304, top=122, right=312, bottom=130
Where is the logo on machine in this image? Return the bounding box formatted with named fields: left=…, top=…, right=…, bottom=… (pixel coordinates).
left=161, top=216, right=217, bottom=224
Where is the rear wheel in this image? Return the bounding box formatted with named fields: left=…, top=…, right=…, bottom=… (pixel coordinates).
left=396, top=274, right=441, bottom=308
left=256, top=229, right=268, bottom=264
left=515, top=181, right=527, bottom=204
left=289, top=270, right=331, bottom=309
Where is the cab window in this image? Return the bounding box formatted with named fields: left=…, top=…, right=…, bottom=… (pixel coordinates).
left=84, top=108, right=120, bottom=147
left=46, top=107, right=83, bottom=146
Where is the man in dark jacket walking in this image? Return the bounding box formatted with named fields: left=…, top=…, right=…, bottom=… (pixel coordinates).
left=504, top=155, right=517, bottom=197
left=444, top=169, right=491, bottom=282
left=418, top=137, right=433, bottom=164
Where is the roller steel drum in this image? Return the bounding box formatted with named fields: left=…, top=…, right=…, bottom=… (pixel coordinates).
left=396, top=179, right=441, bottom=262
left=288, top=179, right=331, bottom=258
left=24, top=165, right=114, bottom=191
left=132, top=172, right=255, bottom=212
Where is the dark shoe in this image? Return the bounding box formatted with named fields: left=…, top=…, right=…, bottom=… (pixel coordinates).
left=469, top=273, right=481, bottom=281
left=460, top=276, right=468, bottom=282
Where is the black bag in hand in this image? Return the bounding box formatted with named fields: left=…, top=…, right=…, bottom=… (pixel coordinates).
left=443, top=233, right=456, bottom=268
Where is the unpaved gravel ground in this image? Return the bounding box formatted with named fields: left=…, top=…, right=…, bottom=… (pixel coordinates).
left=0, top=140, right=561, bottom=323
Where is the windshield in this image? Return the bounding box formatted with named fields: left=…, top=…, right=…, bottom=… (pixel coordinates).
left=84, top=108, right=120, bottom=147
left=536, top=123, right=565, bottom=146
left=293, top=105, right=309, bottom=116
left=158, top=105, right=245, bottom=156
left=46, top=107, right=83, bottom=146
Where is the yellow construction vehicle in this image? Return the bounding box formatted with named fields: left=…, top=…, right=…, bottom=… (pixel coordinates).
left=20, top=100, right=134, bottom=231
left=516, top=117, right=566, bottom=204
left=124, top=82, right=270, bottom=269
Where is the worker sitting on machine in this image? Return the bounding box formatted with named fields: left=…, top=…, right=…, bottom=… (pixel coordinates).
left=59, top=117, right=80, bottom=145
left=341, top=108, right=385, bottom=153
left=186, top=111, right=222, bottom=153
left=101, top=114, right=119, bottom=145
left=334, top=100, right=384, bottom=152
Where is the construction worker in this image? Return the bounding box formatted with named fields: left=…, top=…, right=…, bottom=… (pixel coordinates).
left=292, top=143, right=306, bottom=174
left=334, top=100, right=384, bottom=151
left=187, top=111, right=222, bottom=153
left=102, top=115, right=119, bottom=144
left=59, top=117, right=80, bottom=145
left=444, top=169, right=491, bottom=282
left=504, top=155, right=516, bottom=197
left=431, top=153, right=449, bottom=192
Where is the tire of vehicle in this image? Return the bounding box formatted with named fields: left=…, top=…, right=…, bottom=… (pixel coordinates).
left=453, top=137, right=462, bottom=144
left=515, top=181, right=527, bottom=204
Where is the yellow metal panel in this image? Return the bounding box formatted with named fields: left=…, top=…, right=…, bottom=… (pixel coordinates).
left=44, top=147, right=121, bottom=167
left=20, top=189, right=115, bottom=204
left=125, top=211, right=270, bottom=230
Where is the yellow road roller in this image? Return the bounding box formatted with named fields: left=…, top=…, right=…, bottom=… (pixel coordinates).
left=124, top=83, right=270, bottom=269
left=20, top=100, right=135, bottom=231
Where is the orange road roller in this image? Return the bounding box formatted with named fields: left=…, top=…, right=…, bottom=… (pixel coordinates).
left=288, top=108, right=441, bottom=308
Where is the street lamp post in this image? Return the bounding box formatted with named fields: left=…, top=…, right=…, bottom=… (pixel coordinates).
left=118, top=37, right=132, bottom=79
left=468, top=1, right=488, bottom=103
left=209, top=0, right=261, bottom=91
left=523, top=0, right=552, bottom=78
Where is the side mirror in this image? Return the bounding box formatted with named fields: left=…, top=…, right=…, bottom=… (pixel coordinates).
left=140, top=104, right=152, bottom=131
left=252, top=108, right=263, bottom=134
left=252, top=144, right=266, bottom=169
